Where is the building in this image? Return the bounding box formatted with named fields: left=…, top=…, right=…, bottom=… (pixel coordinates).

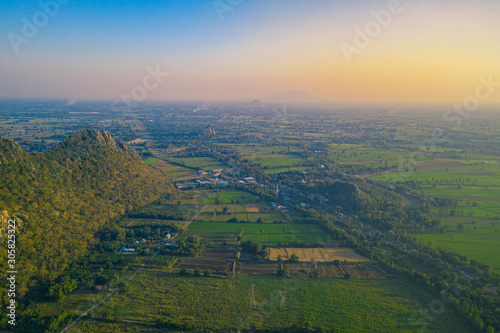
left=244, top=177, right=256, bottom=184
left=119, top=247, right=135, bottom=253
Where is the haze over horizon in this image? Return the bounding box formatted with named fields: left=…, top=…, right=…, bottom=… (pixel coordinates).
left=1, top=0, right=500, bottom=104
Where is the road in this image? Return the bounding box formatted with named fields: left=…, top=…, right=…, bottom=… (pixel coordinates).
left=184, top=204, right=208, bottom=229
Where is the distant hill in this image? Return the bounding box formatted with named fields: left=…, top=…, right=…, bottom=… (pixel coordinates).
left=262, top=90, right=327, bottom=105
left=0, top=130, right=170, bottom=293
left=202, top=125, right=216, bottom=137
left=250, top=99, right=263, bottom=105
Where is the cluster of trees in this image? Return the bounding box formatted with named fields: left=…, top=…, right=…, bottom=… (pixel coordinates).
left=240, top=240, right=268, bottom=260
left=168, top=235, right=202, bottom=256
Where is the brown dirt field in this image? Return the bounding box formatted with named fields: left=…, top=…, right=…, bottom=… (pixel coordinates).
left=318, top=265, right=345, bottom=278
left=284, top=263, right=314, bottom=277
left=244, top=203, right=260, bottom=213
left=268, top=247, right=369, bottom=263
left=238, top=262, right=279, bottom=275
left=198, top=248, right=235, bottom=259
left=174, top=258, right=232, bottom=271
left=341, top=265, right=366, bottom=279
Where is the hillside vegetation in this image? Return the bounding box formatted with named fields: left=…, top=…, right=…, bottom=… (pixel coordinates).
left=0, top=130, right=170, bottom=295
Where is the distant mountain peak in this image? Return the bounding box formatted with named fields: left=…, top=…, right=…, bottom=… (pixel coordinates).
left=262, top=90, right=326, bottom=105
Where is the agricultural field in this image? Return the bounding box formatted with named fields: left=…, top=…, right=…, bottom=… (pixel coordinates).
left=372, top=156, right=500, bottom=273
left=372, top=158, right=500, bottom=186
left=328, top=143, right=420, bottom=169
left=199, top=190, right=259, bottom=204
left=157, top=156, right=226, bottom=171
left=187, top=221, right=328, bottom=245
left=268, top=247, right=369, bottom=263
left=149, top=159, right=196, bottom=180
left=216, top=143, right=302, bottom=157
left=243, top=153, right=310, bottom=169
left=194, top=191, right=288, bottom=224
left=119, top=217, right=185, bottom=229
left=414, top=218, right=500, bottom=273
left=237, top=261, right=281, bottom=275
left=143, top=157, right=160, bottom=166
left=68, top=269, right=475, bottom=333
left=265, top=166, right=310, bottom=174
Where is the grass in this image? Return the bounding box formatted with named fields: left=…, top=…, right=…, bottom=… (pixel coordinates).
left=199, top=191, right=259, bottom=204
left=265, top=166, right=310, bottom=174
left=188, top=221, right=328, bottom=245
left=414, top=217, right=500, bottom=273
left=143, top=157, right=160, bottom=166
left=370, top=155, right=500, bottom=273
left=244, top=153, right=308, bottom=168
left=188, top=222, right=322, bottom=234
left=158, top=156, right=226, bottom=170
left=68, top=270, right=475, bottom=332
left=372, top=158, right=500, bottom=186
left=152, top=160, right=195, bottom=179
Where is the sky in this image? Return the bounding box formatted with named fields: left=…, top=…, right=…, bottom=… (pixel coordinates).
left=0, top=0, right=499, bottom=104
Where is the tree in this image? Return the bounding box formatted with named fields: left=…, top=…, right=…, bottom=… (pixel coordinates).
left=194, top=267, right=202, bottom=277
left=203, top=269, right=212, bottom=277
left=344, top=272, right=351, bottom=280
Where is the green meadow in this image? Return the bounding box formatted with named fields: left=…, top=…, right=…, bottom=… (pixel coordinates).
left=68, top=270, right=475, bottom=333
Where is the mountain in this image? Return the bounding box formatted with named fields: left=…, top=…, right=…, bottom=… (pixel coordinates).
left=250, top=99, right=263, bottom=105
left=0, top=130, right=170, bottom=294
left=262, top=90, right=327, bottom=105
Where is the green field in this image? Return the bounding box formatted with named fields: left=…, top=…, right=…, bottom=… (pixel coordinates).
left=200, top=191, right=259, bottom=204
left=152, top=161, right=195, bottom=179
left=158, top=156, right=226, bottom=171
left=143, top=157, right=160, bottom=165
left=68, top=270, right=475, bottom=332
left=372, top=158, right=500, bottom=186
left=244, top=153, right=308, bottom=168
left=265, top=166, right=310, bottom=174
left=371, top=156, right=500, bottom=274
left=188, top=222, right=328, bottom=245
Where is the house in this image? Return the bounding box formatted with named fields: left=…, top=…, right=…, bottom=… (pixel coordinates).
left=119, top=247, right=135, bottom=253
left=210, top=169, right=224, bottom=174
left=176, top=182, right=198, bottom=189
left=244, top=177, right=256, bottom=184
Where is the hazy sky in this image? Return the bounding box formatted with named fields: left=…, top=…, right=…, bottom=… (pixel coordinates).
left=1, top=0, right=500, bottom=104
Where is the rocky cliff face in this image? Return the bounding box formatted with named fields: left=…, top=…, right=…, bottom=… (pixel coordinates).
left=0, top=138, right=29, bottom=165
left=53, top=129, right=138, bottom=156
left=202, top=126, right=216, bottom=138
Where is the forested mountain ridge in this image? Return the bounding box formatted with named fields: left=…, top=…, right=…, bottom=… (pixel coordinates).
left=0, top=130, right=170, bottom=296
